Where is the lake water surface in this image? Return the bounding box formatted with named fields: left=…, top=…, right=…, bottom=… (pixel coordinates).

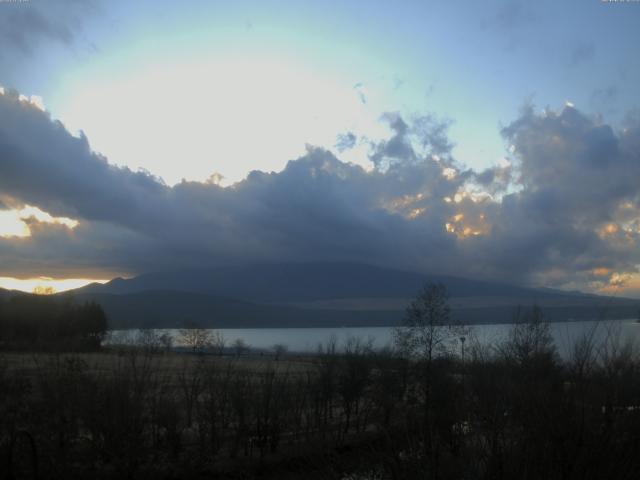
left=108, top=319, right=640, bottom=358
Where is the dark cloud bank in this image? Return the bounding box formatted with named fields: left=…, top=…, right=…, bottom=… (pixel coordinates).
left=0, top=88, right=639, bottom=292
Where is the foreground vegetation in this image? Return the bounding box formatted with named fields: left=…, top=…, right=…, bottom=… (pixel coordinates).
left=1, top=327, right=639, bottom=478
left=1, top=287, right=639, bottom=479
left=0, top=294, right=107, bottom=351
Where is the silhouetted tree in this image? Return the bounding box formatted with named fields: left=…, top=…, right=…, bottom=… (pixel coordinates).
left=0, top=295, right=107, bottom=350
left=179, top=322, right=213, bottom=354
left=394, top=283, right=466, bottom=468
left=232, top=338, right=249, bottom=357
left=394, top=283, right=464, bottom=363
left=500, top=304, right=556, bottom=366
left=272, top=343, right=288, bottom=360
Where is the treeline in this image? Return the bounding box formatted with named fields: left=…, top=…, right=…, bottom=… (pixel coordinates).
left=0, top=294, right=107, bottom=351
left=1, top=322, right=639, bottom=479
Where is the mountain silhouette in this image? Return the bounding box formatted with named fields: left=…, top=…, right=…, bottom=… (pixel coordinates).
left=67, top=262, right=640, bottom=328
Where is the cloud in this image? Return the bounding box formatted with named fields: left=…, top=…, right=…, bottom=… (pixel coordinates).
left=0, top=88, right=639, bottom=294
left=0, top=88, right=463, bottom=277
left=0, top=0, right=96, bottom=56
left=335, top=132, right=357, bottom=152
left=353, top=83, right=367, bottom=104
left=501, top=105, right=639, bottom=224
left=0, top=6, right=71, bottom=54
left=0, top=88, right=170, bottom=228
left=491, top=104, right=640, bottom=287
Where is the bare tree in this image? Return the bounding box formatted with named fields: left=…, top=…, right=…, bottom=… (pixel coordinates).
left=135, top=329, right=173, bottom=354
left=500, top=305, right=556, bottom=365
left=232, top=338, right=249, bottom=357
left=211, top=331, right=227, bottom=356
left=394, top=283, right=465, bottom=363
left=179, top=322, right=213, bottom=354
left=272, top=343, right=288, bottom=361
left=393, top=282, right=466, bottom=463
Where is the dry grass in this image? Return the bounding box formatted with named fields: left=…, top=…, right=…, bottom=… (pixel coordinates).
left=1, top=349, right=316, bottom=379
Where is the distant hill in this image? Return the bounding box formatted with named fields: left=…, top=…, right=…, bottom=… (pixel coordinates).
left=63, top=289, right=640, bottom=329
left=67, top=290, right=398, bottom=329
left=77, top=262, right=579, bottom=303
left=68, top=262, right=640, bottom=329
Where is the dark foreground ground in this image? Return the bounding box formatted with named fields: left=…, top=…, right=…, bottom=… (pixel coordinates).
left=2, top=322, right=640, bottom=480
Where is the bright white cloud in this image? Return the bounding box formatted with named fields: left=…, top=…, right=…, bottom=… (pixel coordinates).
left=0, top=205, right=78, bottom=238
left=0, top=210, right=30, bottom=238
left=56, top=56, right=387, bottom=185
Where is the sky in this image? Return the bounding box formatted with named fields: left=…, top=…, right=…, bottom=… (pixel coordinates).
left=1, top=0, right=640, bottom=296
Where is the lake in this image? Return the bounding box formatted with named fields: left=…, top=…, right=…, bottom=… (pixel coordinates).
left=107, top=318, right=640, bottom=358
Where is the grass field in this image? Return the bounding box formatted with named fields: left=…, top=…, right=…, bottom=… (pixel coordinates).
left=2, top=324, right=640, bottom=479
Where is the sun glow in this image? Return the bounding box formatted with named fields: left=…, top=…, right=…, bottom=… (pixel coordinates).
left=0, top=277, right=108, bottom=294
left=57, top=55, right=381, bottom=185
left=0, top=205, right=78, bottom=238
left=591, top=267, right=611, bottom=277
left=383, top=193, right=428, bottom=219
left=1, top=86, right=45, bottom=111
left=445, top=211, right=488, bottom=239
left=595, top=271, right=640, bottom=296
left=17, top=93, right=45, bottom=111
left=0, top=210, right=30, bottom=237
left=442, top=167, right=457, bottom=180
left=599, top=223, right=619, bottom=237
